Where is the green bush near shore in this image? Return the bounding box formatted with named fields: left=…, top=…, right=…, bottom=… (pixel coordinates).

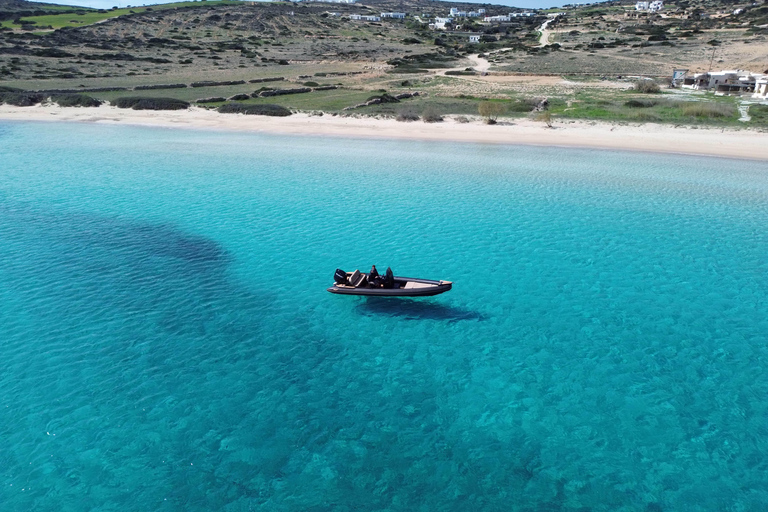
left=114, top=97, right=190, bottom=110
left=0, top=91, right=43, bottom=106
left=197, top=97, right=226, bottom=104
left=217, top=103, right=292, bottom=116
left=679, top=102, right=736, bottom=118
left=748, top=104, right=768, bottom=125
left=50, top=94, right=102, bottom=107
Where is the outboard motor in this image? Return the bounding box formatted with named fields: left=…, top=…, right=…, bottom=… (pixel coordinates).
left=383, top=267, right=394, bottom=289
left=334, top=268, right=348, bottom=285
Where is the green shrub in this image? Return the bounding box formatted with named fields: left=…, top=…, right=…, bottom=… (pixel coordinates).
left=134, top=84, right=187, bottom=90
left=191, top=80, right=246, bottom=88
left=217, top=103, right=292, bottom=116
left=507, top=98, right=541, bottom=112
left=680, top=102, right=736, bottom=119
left=749, top=104, right=768, bottom=124
left=0, top=86, right=23, bottom=93
left=32, top=48, right=74, bottom=58
left=422, top=107, right=443, bottom=123
left=114, top=97, right=190, bottom=110
left=365, top=93, right=400, bottom=104
left=50, top=94, right=102, bottom=107
left=302, top=81, right=319, bottom=87
left=258, top=88, right=311, bottom=97
left=227, top=94, right=250, bottom=101
left=396, top=109, right=420, bottom=122
left=197, top=97, right=226, bottom=103
left=634, top=80, right=661, bottom=94
left=0, top=92, right=44, bottom=106
left=625, top=99, right=657, bottom=108
left=478, top=101, right=506, bottom=123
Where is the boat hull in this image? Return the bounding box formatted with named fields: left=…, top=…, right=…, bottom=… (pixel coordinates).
left=327, top=276, right=452, bottom=297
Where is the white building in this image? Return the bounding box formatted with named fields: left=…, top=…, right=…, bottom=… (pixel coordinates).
left=636, top=1, right=663, bottom=11
left=510, top=12, right=535, bottom=17
left=381, top=12, right=405, bottom=19
left=754, top=76, right=768, bottom=99
left=484, top=15, right=510, bottom=22
left=349, top=14, right=381, bottom=21
left=468, top=34, right=481, bottom=43
left=431, top=17, right=453, bottom=29
left=681, top=70, right=764, bottom=95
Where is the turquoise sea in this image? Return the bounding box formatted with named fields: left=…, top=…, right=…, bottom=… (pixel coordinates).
left=1, top=121, right=768, bottom=511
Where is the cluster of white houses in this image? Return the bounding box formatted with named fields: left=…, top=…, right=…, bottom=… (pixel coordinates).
left=680, top=70, right=768, bottom=99
left=430, top=11, right=536, bottom=29
left=448, top=7, right=486, bottom=18
left=484, top=12, right=536, bottom=22
left=635, top=1, right=663, bottom=12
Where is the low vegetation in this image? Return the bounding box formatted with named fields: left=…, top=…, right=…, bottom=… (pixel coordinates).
left=396, top=109, right=420, bottom=122
left=422, top=106, right=443, bottom=123
left=216, top=103, right=292, bottom=116
left=478, top=101, right=507, bottom=124
left=634, top=81, right=661, bottom=94
left=50, top=93, right=101, bottom=107
left=114, top=97, right=189, bottom=110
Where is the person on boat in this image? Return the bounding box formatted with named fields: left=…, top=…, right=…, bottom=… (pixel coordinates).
left=369, top=265, right=382, bottom=287
left=383, top=267, right=395, bottom=289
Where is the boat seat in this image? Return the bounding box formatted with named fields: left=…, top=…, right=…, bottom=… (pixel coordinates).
left=348, top=270, right=368, bottom=288
left=404, top=281, right=431, bottom=289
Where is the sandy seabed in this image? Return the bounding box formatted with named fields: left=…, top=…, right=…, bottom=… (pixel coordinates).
left=1, top=104, right=767, bottom=160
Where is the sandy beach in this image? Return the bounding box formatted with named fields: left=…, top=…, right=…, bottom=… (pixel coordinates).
left=1, top=104, right=766, bottom=160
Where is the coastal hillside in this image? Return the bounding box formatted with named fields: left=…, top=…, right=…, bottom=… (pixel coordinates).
left=0, top=0, right=766, bottom=126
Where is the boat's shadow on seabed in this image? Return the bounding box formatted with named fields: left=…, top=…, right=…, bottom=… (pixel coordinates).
left=356, top=297, right=485, bottom=323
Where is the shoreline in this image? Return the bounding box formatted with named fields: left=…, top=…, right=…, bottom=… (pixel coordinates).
left=1, top=104, right=767, bottom=161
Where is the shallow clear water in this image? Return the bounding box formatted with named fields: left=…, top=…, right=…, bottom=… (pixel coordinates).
left=1, top=121, right=768, bottom=511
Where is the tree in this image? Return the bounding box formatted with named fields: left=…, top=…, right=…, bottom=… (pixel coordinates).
left=478, top=101, right=506, bottom=124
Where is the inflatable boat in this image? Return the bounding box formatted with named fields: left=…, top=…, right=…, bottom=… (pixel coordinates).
left=327, top=268, right=452, bottom=297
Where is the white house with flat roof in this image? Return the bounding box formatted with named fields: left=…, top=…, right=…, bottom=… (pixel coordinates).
left=349, top=14, right=381, bottom=21
left=432, top=17, right=453, bottom=29
left=636, top=1, right=662, bottom=10
left=484, top=15, right=510, bottom=22
left=754, top=76, right=768, bottom=99
left=468, top=34, right=481, bottom=43
left=381, top=12, right=406, bottom=19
